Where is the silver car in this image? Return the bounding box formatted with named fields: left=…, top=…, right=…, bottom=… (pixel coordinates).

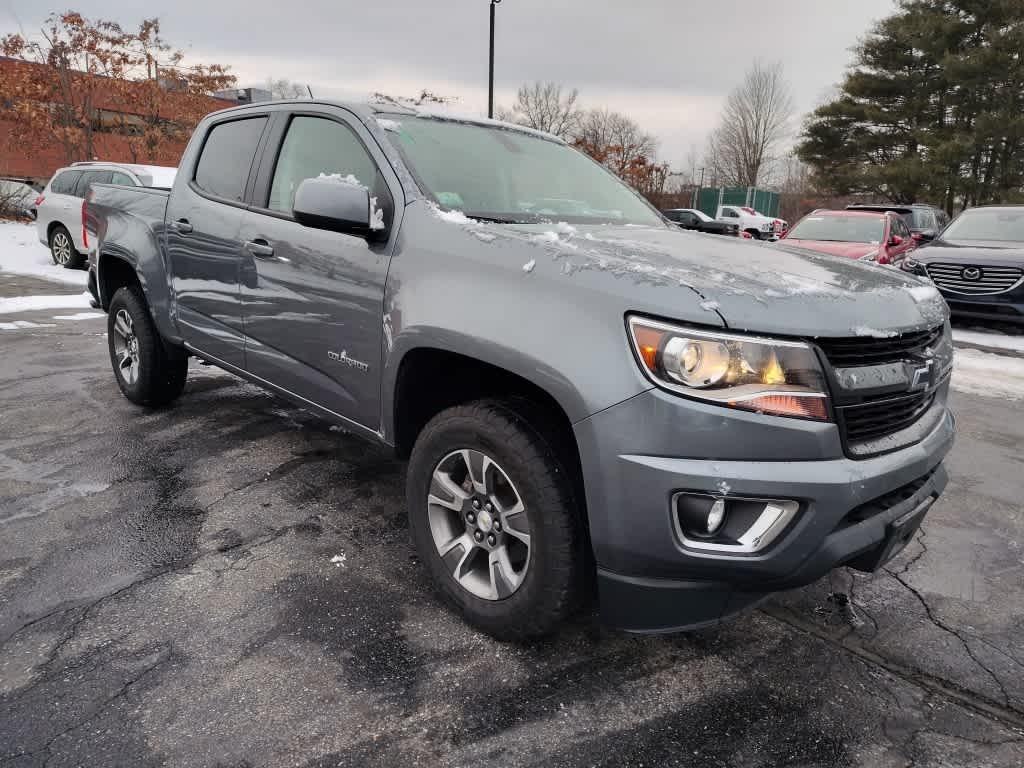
left=35, top=161, right=176, bottom=269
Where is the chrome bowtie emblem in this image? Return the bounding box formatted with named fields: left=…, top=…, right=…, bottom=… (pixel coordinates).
left=909, top=359, right=934, bottom=391
left=961, top=267, right=982, bottom=281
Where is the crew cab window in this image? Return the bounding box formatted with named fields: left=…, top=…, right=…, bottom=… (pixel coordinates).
left=268, top=116, right=389, bottom=219
left=50, top=170, right=82, bottom=194
left=111, top=171, right=135, bottom=186
left=722, top=208, right=738, bottom=218
left=194, top=117, right=267, bottom=201
left=74, top=170, right=112, bottom=197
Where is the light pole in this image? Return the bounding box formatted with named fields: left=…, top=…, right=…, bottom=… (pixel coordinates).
left=488, top=0, right=502, bottom=119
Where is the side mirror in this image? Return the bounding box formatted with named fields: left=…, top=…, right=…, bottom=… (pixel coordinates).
left=293, top=176, right=376, bottom=236
left=914, top=230, right=936, bottom=243
left=889, top=234, right=903, bottom=247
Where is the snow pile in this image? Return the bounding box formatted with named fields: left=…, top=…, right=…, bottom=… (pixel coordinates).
left=854, top=326, right=898, bottom=338
left=700, top=300, right=720, bottom=312
left=0, top=319, right=56, bottom=330
left=330, top=553, right=347, bottom=568
left=952, top=348, right=1024, bottom=400
left=0, top=293, right=92, bottom=314
left=522, top=259, right=536, bottom=273
left=952, top=329, right=1024, bottom=354
left=0, top=221, right=87, bottom=287
left=434, top=207, right=479, bottom=226
left=375, top=118, right=402, bottom=133
left=53, top=312, right=104, bottom=321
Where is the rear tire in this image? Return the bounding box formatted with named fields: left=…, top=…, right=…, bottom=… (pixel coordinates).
left=407, top=399, right=585, bottom=640
left=49, top=225, right=85, bottom=269
left=107, top=286, right=188, bottom=407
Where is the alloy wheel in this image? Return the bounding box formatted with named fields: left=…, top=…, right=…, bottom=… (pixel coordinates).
left=52, top=231, right=72, bottom=265
left=111, top=309, right=140, bottom=385
left=427, top=449, right=532, bottom=601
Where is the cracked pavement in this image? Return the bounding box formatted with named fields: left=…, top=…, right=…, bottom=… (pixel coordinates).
left=1, top=273, right=1023, bottom=767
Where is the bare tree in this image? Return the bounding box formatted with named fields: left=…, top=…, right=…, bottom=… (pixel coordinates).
left=706, top=61, right=794, bottom=187
left=266, top=78, right=307, bottom=100
left=506, top=81, right=581, bottom=139
left=574, top=108, right=657, bottom=176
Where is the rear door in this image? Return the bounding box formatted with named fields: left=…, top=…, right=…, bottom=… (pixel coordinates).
left=166, top=114, right=269, bottom=368
left=237, top=107, right=401, bottom=430
left=38, top=169, right=82, bottom=243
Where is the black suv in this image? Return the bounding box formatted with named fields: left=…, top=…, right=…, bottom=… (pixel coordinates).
left=662, top=208, right=739, bottom=237
left=846, top=203, right=949, bottom=242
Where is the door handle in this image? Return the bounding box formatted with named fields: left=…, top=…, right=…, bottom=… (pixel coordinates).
left=175, top=219, right=193, bottom=234
left=245, top=239, right=276, bottom=259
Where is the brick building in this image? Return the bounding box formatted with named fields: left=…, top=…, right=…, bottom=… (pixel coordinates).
left=0, top=57, right=244, bottom=182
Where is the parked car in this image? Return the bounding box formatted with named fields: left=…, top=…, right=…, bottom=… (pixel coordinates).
left=781, top=209, right=916, bottom=265
left=36, top=161, right=177, bottom=269
left=900, top=205, right=1024, bottom=324
left=715, top=205, right=779, bottom=240
left=0, top=177, right=43, bottom=220
left=662, top=208, right=739, bottom=236
left=85, top=100, right=955, bottom=639
left=846, top=203, right=949, bottom=243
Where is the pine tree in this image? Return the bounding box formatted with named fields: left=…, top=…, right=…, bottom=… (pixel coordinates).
left=796, top=0, right=1024, bottom=212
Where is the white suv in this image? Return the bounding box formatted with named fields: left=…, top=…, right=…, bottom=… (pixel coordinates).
left=36, top=162, right=176, bottom=269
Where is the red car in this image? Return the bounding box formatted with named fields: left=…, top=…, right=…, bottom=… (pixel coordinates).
left=780, top=209, right=917, bottom=265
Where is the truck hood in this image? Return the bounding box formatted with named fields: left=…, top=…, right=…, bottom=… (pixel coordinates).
left=495, top=222, right=948, bottom=337
left=916, top=239, right=1024, bottom=265
left=779, top=238, right=876, bottom=260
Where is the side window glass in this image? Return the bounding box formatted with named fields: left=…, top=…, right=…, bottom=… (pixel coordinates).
left=51, top=170, right=82, bottom=195
left=268, top=115, right=390, bottom=223
left=194, top=117, right=268, bottom=201
left=75, top=170, right=112, bottom=197
left=111, top=171, right=134, bottom=186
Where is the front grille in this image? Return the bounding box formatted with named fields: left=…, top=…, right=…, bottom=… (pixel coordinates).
left=925, top=262, right=1023, bottom=295
left=816, top=325, right=943, bottom=367
left=839, top=390, right=936, bottom=443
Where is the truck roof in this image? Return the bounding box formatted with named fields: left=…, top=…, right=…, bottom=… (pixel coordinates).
left=206, top=98, right=565, bottom=144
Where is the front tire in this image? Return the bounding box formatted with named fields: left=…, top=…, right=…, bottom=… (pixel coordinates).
left=746, top=229, right=761, bottom=241
left=107, top=286, right=188, bottom=407
left=407, top=400, right=585, bottom=640
left=49, top=225, right=84, bottom=269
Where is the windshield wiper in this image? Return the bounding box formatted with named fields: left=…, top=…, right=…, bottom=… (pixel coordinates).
left=463, top=213, right=523, bottom=224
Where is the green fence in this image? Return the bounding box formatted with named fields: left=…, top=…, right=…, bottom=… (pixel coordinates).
left=694, top=187, right=781, bottom=219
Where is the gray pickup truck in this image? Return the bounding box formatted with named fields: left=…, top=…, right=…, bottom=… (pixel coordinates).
left=85, top=100, right=955, bottom=639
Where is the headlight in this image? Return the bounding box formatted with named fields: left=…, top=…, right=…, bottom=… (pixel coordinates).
left=627, top=316, right=829, bottom=420
left=900, top=257, right=922, bottom=272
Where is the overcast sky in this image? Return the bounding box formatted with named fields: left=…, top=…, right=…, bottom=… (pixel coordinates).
left=1, top=0, right=897, bottom=168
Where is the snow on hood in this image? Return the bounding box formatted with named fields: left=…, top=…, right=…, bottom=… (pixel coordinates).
left=431, top=214, right=948, bottom=337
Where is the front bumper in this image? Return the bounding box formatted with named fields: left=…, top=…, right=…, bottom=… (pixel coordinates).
left=574, top=388, right=955, bottom=633
left=943, top=291, right=1024, bottom=324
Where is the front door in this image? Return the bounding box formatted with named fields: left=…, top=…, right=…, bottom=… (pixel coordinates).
left=165, top=115, right=268, bottom=368
left=238, top=110, right=399, bottom=430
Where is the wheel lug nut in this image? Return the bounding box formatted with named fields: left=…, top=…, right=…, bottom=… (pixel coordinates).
left=487, top=534, right=496, bottom=546
left=474, top=530, right=484, bottom=542
left=485, top=502, right=493, bottom=512
left=472, top=499, right=481, bottom=510
left=493, top=521, right=501, bottom=532
left=466, top=512, right=476, bottom=524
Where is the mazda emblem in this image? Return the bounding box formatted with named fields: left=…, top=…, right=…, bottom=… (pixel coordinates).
left=961, top=267, right=982, bottom=281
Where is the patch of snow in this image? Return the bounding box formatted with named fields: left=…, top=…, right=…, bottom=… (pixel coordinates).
left=369, top=197, right=385, bottom=231
left=0, top=293, right=92, bottom=314
left=318, top=172, right=363, bottom=187
left=522, top=259, right=536, bottom=273
left=716, top=480, right=732, bottom=496
left=53, top=312, right=104, bottom=321
left=532, top=231, right=560, bottom=244
left=433, top=207, right=480, bottom=226
left=700, top=300, right=720, bottom=312
left=853, top=326, right=898, bottom=338
left=473, top=231, right=496, bottom=243
left=952, top=348, right=1024, bottom=400
left=907, top=284, right=940, bottom=303
left=555, top=221, right=577, bottom=236
left=764, top=288, right=786, bottom=298
left=0, top=320, right=56, bottom=330
left=952, top=329, right=1024, bottom=354
left=375, top=117, right=402, bottom=132
left=330, top=553, right=347, bottom=568
left=0, top=221, right=87, bottom=287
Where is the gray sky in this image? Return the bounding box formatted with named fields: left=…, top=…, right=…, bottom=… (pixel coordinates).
left=2, top=0, right=897, bottom=169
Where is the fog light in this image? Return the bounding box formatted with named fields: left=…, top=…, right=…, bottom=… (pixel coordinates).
left=706, top=498, right=726, bottom=534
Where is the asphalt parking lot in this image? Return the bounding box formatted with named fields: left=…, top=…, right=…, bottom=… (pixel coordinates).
left=1, top=271, right=1023, bottom=767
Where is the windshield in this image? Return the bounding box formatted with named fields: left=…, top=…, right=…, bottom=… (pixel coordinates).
left=942, top=208, right=1024, bottom=243
left=384, top=115, right=664, bottom=226
left=688, top=209, right=712, bottom=222
left=787, top=215, right=884, bottom=243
